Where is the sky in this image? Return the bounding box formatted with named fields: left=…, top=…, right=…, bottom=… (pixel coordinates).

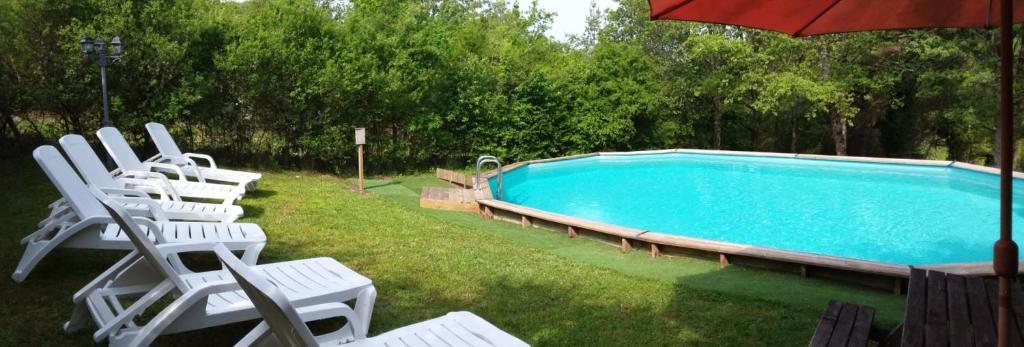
left=534, top=0, right=619, bottom=41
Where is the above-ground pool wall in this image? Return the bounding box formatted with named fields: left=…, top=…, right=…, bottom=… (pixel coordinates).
left=479, top=199, right=906, bottom=294
left=476, top=148, right=1024, bottom=294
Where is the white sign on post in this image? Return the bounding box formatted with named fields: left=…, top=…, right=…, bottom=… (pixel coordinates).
left=355, top=128, right=366, bottom=145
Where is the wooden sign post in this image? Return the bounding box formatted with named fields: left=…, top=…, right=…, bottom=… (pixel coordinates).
left=355, top=127, right=366, bottom=193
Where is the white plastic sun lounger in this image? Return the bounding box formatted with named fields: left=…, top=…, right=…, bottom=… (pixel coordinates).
left=145, top=122, right=261, bottom=191
left=97, top=127, right=245, bottom=204
left=64, top=189, right=376, bottom=347
left=12, top=146, right=266, bottom=283
left=59, top=134, right=243, bottom=222
left=225, top=249, right=528, bottom=347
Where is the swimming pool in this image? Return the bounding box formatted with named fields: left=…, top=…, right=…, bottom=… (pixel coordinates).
left=489, top=151, right=1023, bottom=266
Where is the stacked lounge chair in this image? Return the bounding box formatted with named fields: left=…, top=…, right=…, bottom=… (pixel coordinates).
left=13, top=146, right=266, bottom=283
left=60, top=134, right=243, bottom=222
left=145, top=122, right=261, bottom=191
left=12, top=123, right=528, bottom=347
left=98, top=127, right=245, bottom=205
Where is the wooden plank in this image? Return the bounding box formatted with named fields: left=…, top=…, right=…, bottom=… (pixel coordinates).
left=521, top=215, right=531, bottom=228
left=848, top=304, right=874, bottom=347
left=419, top=187, right=479, bottom=213
left=809, top=300, right=842, bottom=347
left=965, top=277, right=996, bottom=347
left=924, top=271, right=947, bottom=347
left=719, top=254, right=730, bottom=269
left=901, top=268, right=927, bottom=347
left=567, top=226, right=578, bottom=238
left=650, top=243, right=660, bottom=258
left=826, top=303, right=858, bottom=346
left=884, top=323, right=904, bottom=347
left=919, top=261, right=1024, bottom=276
left=435, top=168, right=475, bottom=187
left=621, top=238, right=632, bottom=253
left=945, top=274, right=973, bottom=347
left=1011, top=282, right=1024, bottom=347
left=984, top=279, right=1024, bottom=347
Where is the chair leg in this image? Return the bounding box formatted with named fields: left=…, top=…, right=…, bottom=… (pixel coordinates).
left=353, top=286, right=377, bottom=337
left=11, top=240, right=58, bottom=282
left=63, top=301, right=92, bottom=333
left=240, top=243, right=265, bottom=265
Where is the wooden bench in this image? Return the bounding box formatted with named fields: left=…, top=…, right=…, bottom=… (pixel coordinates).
left=810, top=300, right=875, bottom=347
left=898, top=268, right=1024, bottom=347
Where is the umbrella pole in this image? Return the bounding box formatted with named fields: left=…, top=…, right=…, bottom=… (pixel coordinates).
left=996, top=0, right=1019, bottom=346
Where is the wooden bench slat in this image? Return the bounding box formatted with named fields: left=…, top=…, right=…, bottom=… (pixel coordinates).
left=924, top=271, right=948, bottom=347
left=827, top=303, right=859, bottom=346
left=945, top=274, right=973, bottom=347
left=902, top=268, right=928, bottom=347
left=848, top=305, right=874, bottom=347
left=810, top=300, right=842, bottom=347
left=966, top=277, right=997, bottom=347
left=1011, top=282, right=1024, bottom=346
left=984, top=279, right=1024, bottom=347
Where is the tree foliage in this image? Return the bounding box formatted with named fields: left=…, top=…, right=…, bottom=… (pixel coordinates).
left=1, top=0, right=1019, bottom=171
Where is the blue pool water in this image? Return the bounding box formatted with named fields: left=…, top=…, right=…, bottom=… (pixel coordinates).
left=491, top=153, right=1024, bottom=265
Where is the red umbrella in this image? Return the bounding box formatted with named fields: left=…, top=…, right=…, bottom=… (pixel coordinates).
left=649, top=0, right=1022, bottom=345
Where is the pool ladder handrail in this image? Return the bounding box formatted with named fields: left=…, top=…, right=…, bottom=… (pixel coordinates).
left=475, top=155, right=503, bottom=200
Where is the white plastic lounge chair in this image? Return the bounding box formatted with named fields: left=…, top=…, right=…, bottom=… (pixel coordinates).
left=96, top=127, right=244, bottom=205
left=64, top=189, right=376, bottom=347
left=12, top=146, right=266, bottom=283
left=145, top=122, right=261, bottom=191
left=59, top=134, right=243, bottom=222
left=225, top=249, right=528, bottom=347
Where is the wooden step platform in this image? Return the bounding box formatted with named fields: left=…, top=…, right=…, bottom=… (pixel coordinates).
left=419, top=186, right=479, bottom=213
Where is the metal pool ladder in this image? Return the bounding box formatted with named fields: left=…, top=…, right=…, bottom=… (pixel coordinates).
left=475, top=155, right=503, bottom=200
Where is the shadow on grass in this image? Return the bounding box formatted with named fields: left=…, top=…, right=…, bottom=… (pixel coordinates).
left=244, top=189, right=278, bottom=199
left=357, top=274, right=820, bottom=346
left=5, top=249, right=822, bottom=346
left=363, top=181, right=401, bottom=190
left=238, top=205, right=266, bottom=219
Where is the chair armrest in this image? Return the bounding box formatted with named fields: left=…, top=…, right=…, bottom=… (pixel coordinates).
left=143, top=153, right=163, bottom=163
left=234, top=303, right=365, bottom=347
left=184, top=153, right=217, bottom=169
left=299, top=303, right=365, bottom=342
left=112, top=197, right=169, bottom=221
left=131, top=217, right=171, bottom=244
left=100, top=187, right=150, bottom=199
left=154, top=241, right=225, bottom=255
left=118, top=174, right=181, bottom=201
left=143, top=162, right=199, bottom=182
left=177, top=156, right=208, bottom=181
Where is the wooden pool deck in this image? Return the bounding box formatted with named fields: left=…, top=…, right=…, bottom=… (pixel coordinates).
left=469, top=149, right=1024, bottom=294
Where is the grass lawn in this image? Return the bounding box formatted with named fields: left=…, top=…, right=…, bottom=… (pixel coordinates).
left=0, top=156, right=904, bottom=346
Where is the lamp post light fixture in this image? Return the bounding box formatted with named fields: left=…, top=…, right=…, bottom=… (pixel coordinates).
left=80, top=35, right=123, bottom=130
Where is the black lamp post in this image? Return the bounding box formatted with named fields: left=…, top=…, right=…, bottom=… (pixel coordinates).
left=80, top=35, right=123, bottom=130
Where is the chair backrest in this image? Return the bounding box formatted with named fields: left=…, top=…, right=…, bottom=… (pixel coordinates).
left=96, top=127, right=145, bottom=172
left=89, top=186, right=187, bottom=290
left=145, top=122, right=184, bottom=157
left=33, top=146, right=108, bottom=219
left=58, top=134, right=119, bottom=189
left=215, top=247, right=318, bottom=347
